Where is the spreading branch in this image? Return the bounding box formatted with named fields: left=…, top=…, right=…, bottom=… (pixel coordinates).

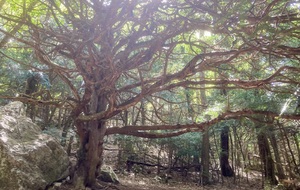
left=106, top=110, right=300, bottom=138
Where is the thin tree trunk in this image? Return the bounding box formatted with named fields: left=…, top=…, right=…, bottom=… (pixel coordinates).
left=201, top=130, right=210, bottom=185
left=212, top=128, right=221, bottom=182
left=157, top=145, right=163, bottom=175
left=141, top=99, right=146, bottom=125
left=42, top=105, right=49, bottom=130
left=200, top=72, right=210, bottom=185
left=283, top=128, right=298, bottom=169
left=277, top=121, right=300, bottom=178
left=193, top=154, right=200, bottom=172
left=268, top=127, right=285, bottom=180
left=61, top=117, right=73, bottom=146
left=185, top=88, right=194, bottom=122
left=293, top=133, right=300, bottom=168
left=167, top=144, right=173, bottom=174
left=256, top=126, right=278, bottom=185
left=229, top=130, right=236, bottom=184
left=220, top=125, right=234, bottom=177
left=233, top=124, right=247, bottom=183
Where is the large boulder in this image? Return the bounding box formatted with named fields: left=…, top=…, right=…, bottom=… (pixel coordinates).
left=0, top=101, right=70, bottom=190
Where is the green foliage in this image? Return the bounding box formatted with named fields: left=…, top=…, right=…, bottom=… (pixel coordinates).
left=0, top=1, right=300, bottom=186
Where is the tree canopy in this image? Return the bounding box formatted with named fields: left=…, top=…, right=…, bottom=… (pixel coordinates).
left=0, top=0, right=300, bottom=188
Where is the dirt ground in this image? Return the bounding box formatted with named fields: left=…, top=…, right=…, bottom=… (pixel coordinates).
left=114, top=173, right=264, bottom=190
left=53, top=171, right=265, bottom=190
left=52, top=147, right=268, bottom=190
left=52, top=145, right=276, bottom=190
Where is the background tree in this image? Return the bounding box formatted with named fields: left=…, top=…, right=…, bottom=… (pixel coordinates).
left=220, top=125, right=234, bottom=177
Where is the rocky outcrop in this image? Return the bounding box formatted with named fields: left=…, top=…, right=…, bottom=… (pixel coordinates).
left=0, top=101, right=70, bottom=190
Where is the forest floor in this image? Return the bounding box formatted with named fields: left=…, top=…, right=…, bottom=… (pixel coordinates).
left=53, top=166, right=267, bottom=190
left=52, top=144, right=273, bottom=189
left=54, top=172, right=265, bottom=190
left=114, top=173, right=264, bottom=190
left=97, top=145, right=265, bottom=190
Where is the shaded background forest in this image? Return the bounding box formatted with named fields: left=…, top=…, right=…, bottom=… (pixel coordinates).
left=0, top=0, right=300, bottom=189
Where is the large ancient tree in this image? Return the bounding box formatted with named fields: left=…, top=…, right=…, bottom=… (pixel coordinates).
left=1, top=0, right=300, bottom=188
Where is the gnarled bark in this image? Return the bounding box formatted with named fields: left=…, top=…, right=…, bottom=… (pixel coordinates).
left=74, top=121, right=106, bottom=188
left=74, top=91, right=108, bottom=187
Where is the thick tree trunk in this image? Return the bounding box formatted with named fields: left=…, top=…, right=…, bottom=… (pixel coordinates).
left=86, top=120, right=106, bottom=186
left=74, top=90, right=108, bottom=188
left=75, top=120, right=107, bottom=188
left=220, top=125, right=234, bottom=177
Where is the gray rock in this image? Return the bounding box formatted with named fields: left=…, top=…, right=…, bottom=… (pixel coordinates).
left=99, top=166, right=119, bottom=184
left=0, top=101, right=70, bottom=190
